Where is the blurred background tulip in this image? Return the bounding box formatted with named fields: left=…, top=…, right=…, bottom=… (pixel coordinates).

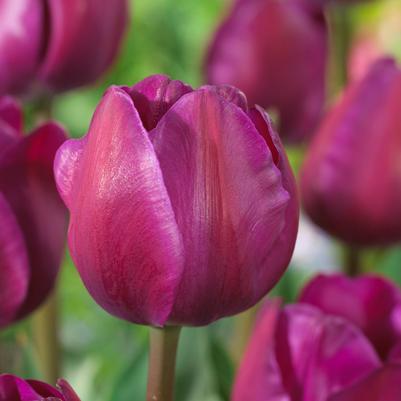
left=205, top=0, right=328, bottom=143
left=54, top=76, right=299, bottom=327
left=0, top=0, right=128, bottom=96
left=299, top=274, right=401, bottom=359
left=300, top=58, right=401, bottom=246
left=0, top=96, right=67, bottom=329
left=0, top=374, right=81, bottom=401
left=232, top=300, right=381, bottom=401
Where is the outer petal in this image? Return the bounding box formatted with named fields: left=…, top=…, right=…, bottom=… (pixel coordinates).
left=0, top=374, right=62, bottom=401
left=0, top=96, right=23, bottom=132
left=39, top=0, right=128, bottom=92
left=55, top=86, right=184, bottom=326
left=328, top=364, right=401, bottom=401
left=278, top=305, right=380, bottom=401
left=0, top=0, right=43, bottom=95
left=299, top=274, right=401, bottom=359
left=0, top=123, right=68, bottom=320
left=233, top=302, right=380, bottom=401
left=128, top=75, right=193, bottom=130
left=151, top=88, right=296, bottom=325
left=232, top=300, right=290, bottom=401
left=300, top=58, right=401, bottom=245
left=57, top=379, right=82, bottom=401
left=206, top=0, right=327, bottom=142
left=0, top=193, right=29, bottom=329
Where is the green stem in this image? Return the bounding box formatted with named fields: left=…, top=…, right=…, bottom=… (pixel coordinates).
left=344, top=246, right=361, bottom=277
left=32, top=289, right=60, bottom=384
left=146, top=326, right=181, bottom=401
left=328, top=6, right=353, bottom=94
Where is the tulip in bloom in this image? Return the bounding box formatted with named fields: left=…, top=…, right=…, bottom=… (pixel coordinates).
left=206, top=0, right=328, bottom=142
left=54, top=75, right=299, bottom=327
left=0, top=374, right=81, bottom=401
left=0, top=0, right=128, bottom=95
left=232, top=300, right=381, bottom=401
left=0, top=96, right=67, bottom=329
left=300, top=58, right=401, bottom=245
left=300, top=273, right=401, bottom=359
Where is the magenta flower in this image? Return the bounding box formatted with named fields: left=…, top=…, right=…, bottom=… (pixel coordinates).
left=300, top=274, right=401, bottom=359
left=205, top=0, right=328, bottom=143
left=0, top=0, right=128, bottom=95
left=328, top=364, right=401, bottom=401
left=54, top=75, right=299, bottom=327
left=0, top=97, right=67, bottom=329
left=0, top=374, right=81, bottom=401
left=232, top=300, right=381, bottom=401
left=300, top=58, right=401, bottom=246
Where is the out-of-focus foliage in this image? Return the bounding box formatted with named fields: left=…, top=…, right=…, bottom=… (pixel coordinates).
left=3, top=0, right=401, bottom=400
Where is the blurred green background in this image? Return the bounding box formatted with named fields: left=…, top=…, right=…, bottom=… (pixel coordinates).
left=4, top=0, right=401, bottom=400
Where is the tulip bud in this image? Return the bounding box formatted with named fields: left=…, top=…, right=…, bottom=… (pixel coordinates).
left=232, top=300, right=380, bottom=401
left=0, top=0, right=128, bottom=95
left=300, top=58, right=401, bottom=246
left=205, top=0, right=328, bottom=143
left=54, top=75, right=299, bottom=327
left=0, top=96, right=67, bottom=329
left=299, top=274, right=401, bottom=359
left=0, top=374, right=81, bottom=401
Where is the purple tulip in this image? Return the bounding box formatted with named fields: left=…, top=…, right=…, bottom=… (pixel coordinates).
left=0, top=96, right=67, bottom=329
left=206, top=0, right=328, bottom=143
left=299, top=274, right=401, bottom=359
left=0, top=0, right=128, bottom=95
left=232, top=300, right=380, bottom=401
left=54, top=75, right=299, bottom=327
left=300, top=58, right=401, bottom=246
left=328, top=364, right=401, bottom=401
left=0, top=374, right=81, bottom=401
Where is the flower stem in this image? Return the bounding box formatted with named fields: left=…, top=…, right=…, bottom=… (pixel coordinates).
left=344, top=246, right=361, bottom=277
left=146, top=326, right=181, bottom=401
left=32, top=289, right=60, bottom=384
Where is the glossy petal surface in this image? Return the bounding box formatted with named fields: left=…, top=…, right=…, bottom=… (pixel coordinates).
left=328, top=364, right=401, bottom=401
left=206, top=0, right=327, bottom=142
left=152, top=88, right=294, bottom=325
left=0, top=0, right=43, bottom=95
left=300, top=58, right=401, bottom=245
left=300, top=274, right=401, bottom=359
left=233, top=302, right=380, bottom=401
left=55, top=86, right=184, bottom=326
left=40, top=0, right=128, bottom=91
left=0, top=122, right=67, bottom=321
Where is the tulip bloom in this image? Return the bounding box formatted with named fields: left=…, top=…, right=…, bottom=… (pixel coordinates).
left=206, top=0, right=328, bottom=143
left=300, top=274, right=401, bottom=359
left=0, top=97, right=67, bottom=328
left=54, top=75, right=299, bottom=327
left=0, top=0, right=128, bottom=95
left=300, top=58, right=401, bottom=245
left=232, top=300, right=381, bottom=401
left=0, top=374, right=81, bottom=401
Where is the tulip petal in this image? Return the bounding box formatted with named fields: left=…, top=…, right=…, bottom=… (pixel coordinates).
left=232, top=300, right=290, bottom=401
left=57, top=379, right=82, bottom=401
left=199, top=84, right=248, bottom=111
left=129, top=74, right=193, bottom=130
left=0, top=0, right=43, bottom=95
left=40, top=0, right=128, bottom=91
left=299, top=274, right=401, bottom=358
left=300, top=58, right=401, bottom=245
left=206, top=0, right=327, bottom=142
left=278, top=305, right=380, bottom=401
left=56, top=86, right=184, bottom=326
left=151, top=88, right=293, bottom=325
left=0, top=193, right=29, bottom=329
left=0, top=96, right=23, bottom=132
left=328, top=364, right=401, bottom=401
left=0, top=123, right=67, bottom=320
